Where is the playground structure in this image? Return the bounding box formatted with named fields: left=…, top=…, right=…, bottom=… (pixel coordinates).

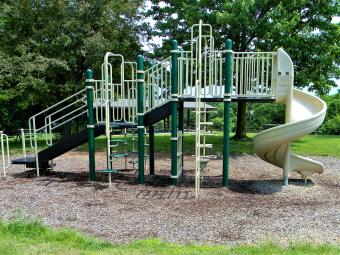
left=1, top=21, right=327, bottom=197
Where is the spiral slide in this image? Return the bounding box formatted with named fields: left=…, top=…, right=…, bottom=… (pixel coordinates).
left=253, top=88, right=327, bottom=185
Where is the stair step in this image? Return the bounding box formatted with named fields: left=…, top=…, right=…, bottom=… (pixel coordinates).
left=199, top=144, right=213, bottom=149
left=110, top=153, right=129, bottom=158
left=98, top=168, right=118, bottom=174
left=12, top=157, right=36, bottom=165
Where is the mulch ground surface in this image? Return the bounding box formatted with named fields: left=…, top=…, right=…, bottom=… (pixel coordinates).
left=0, top=152, right=339, bottom=245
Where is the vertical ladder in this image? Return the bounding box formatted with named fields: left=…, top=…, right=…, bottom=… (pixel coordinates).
left=194, top=20, right=203, bottom=198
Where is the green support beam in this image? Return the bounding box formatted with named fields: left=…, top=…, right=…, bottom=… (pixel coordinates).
left=86, top=69, right=96, bottom=181
left=171, top=40, right=179, bottom=185
left=223, top=39, right=232, bottom=187
left=137, top=55, right=145, bottom=184
left=178, top=101, right=184, bottom=172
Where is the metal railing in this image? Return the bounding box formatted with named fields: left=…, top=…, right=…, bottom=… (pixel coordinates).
left=0, top=131, right=10, bottom=177
left=232, top=52, right=276, bottom=97
left=144, top=57, right=172, bottom=113
left=28, top=88, right=89, bottom=176
left=178, top=50, right=276, bottom=99
left=103, top=53, right=137, bottom=123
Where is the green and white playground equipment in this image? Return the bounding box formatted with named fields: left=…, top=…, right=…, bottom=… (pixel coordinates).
left=2, top=21, right=326, bottom=197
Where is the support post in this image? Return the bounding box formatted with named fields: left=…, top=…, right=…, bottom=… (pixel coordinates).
left=171, top=40, right=179, bottom=185
left=178, top=102, right=184, bottom=172
left=86, top=69, right=96, bottom=181
left=137, top=55, right=145, bottom=184
left=223, top=39, right=232, bottom=187
left=149, top=125, right=155, bottom=175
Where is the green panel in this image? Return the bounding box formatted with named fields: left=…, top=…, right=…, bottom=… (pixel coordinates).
left=171, top=40, right=179, bottom=185
left=86, top=68, right=96, bottom=181
left=223, top=39, right=232, bottom=187
left=137, top=55, right=145, bottom=184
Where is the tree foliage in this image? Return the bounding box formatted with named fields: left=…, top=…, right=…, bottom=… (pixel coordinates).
left=146, top=0, right=340, bottom=138
left=318, top=93, right=340, bottom=135
left=0, top=0, right=143, bottom=131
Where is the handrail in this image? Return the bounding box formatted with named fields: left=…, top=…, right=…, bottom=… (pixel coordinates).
left=28, top=89, right=87, bottom=148
left=27, top=88, right=91, bottom=176
left=0, top=131, right=10, bottom=177
left=144, top=56, right=172, bottom=113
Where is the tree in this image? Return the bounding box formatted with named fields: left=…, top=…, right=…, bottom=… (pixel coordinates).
left=146, top=0, right=340, bottom=139
left=0, top=0, right=143, bottom=131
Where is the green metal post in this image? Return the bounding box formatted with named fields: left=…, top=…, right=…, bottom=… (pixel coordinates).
left=171, top=40, right=179, bottom=185
left=223, top=39, right=232, bottom=187
left=180, top=48, right=185, bottom=94
left=149, top=125, right=155, bottom=175
left=86, top=69, right=96, bottom=181
left=137, top=55, right=145, bottom=184
left=178, top=101, right=184, bottom=173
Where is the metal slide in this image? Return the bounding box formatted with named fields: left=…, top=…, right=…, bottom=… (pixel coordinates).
left=253, top=49, right=327, bottom=184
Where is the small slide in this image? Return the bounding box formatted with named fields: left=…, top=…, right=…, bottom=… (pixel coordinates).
left=253, top=88, right=327, bottom=184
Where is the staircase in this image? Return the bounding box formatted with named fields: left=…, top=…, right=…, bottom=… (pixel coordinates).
left=12, top=125, right=105, bottom=169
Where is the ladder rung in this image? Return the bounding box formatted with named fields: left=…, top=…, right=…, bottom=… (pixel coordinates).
left=98, top=168, right=118, bottom=174
left=144, top=144, right=149, bottom=146
left=110, top=139, right=127, bottom=143
left=199, top=144, right=213, bottom=148
left=110, top=153, right=129, bottom=158
left=193, top=110, right=217, bottom=113
left=200, top=133, right=215, bottom=136
left=200, top=122, right=213, bottom=126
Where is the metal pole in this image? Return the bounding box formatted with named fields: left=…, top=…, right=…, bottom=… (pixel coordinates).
left=178, top=102, right=184, bottom=172
left=149, top=125, right=155, bottom=175
left=1, top=131, right=5, bottom=177
left=21, top=128, right=26, bottom=171
left=86, top=69, right=96, bottom=181
left=171, top=40, right=179, bottom=185
left=33, top=118, right=40, bottom=177
left=137, top=55, right=145, bottom=184
left=223, top=39, right=232, bottom=187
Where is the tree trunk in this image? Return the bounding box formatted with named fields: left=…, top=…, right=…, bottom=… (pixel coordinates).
left=234, top=101, right=247, bottom=140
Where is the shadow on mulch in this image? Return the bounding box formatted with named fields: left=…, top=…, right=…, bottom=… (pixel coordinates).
left=11, top=169, right=176, bottom=189
left=228, top=178, right=315, bottom=195
left=11, top=169, right=315, bottom=195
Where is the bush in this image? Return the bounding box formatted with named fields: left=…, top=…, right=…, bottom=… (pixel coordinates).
left=318, top=116, right=340, bottom=135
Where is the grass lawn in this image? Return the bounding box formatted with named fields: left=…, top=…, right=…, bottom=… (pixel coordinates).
left=7, top=133, right=340, bottom=158
left=0, top=220, right=339, bottom=255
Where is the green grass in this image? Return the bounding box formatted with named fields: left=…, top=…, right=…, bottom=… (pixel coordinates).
left=0, top=220, right=338, bottom=255
left=8, top=133, right=340, bottom=158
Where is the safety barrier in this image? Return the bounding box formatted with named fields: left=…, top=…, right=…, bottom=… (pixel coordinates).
left=0, top=131, right=10, bottom=177
left=28, top=88, right=89, bottom=175
left=144, top=57, right=172, bottom=113
left=102, top=53, right=137, bottom=123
